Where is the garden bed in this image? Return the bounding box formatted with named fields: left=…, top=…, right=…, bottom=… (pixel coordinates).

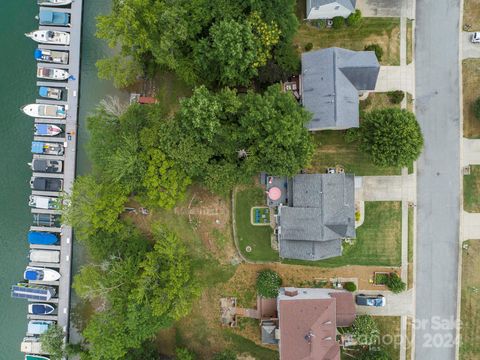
left=374, top=272, right=389, bottom=286
left=251, top=206, right=271, bottom=226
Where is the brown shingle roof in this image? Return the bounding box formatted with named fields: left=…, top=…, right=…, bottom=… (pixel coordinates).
left=329, top=292, right=356, bottom=327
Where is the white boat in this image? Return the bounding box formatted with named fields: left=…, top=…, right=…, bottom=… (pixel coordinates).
left=37, top=67, right=70, bottom=80
left=37, top=0, right=73, bottom=6
left=29, top=195, right=60, bottom=210
left=25, top=30, right=70, bottom=45
left=29, top=250, right=60, bottom=263
left=21, top=104, right=66, bottom=119
left=24, top=267, right=61, bottom=282
left=34, top=124, right=63, bottom=136
left=34, top=49, right=69, bottom=64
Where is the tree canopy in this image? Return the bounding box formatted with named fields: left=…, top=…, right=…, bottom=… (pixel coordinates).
left=39, top=325, right=65, bottom=360
left=350, top=315, right=380, bottom=346
left=256, top=269, right=282, bottom=298
left=359, top=108, right=424, bottom=167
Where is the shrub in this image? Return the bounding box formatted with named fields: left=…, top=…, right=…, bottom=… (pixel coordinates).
left=344, top=128, right=360, bottom=143
left=364, top=44, right=384, bottom=61
left=332, top=16, right=345, bottom=29
left=387, top=90, right=405, bottom=104
left=375, top=273, right=389, bottom=285
left=213, top=350, right=236, bottom=360
left=355, top=210, right=361, bottom=221
left=385, top=272, right=406, bottom=293
left=256, top=269, right=282, bottom=298
left=347, top=9, right=362, bottom=26
left=304, top=42, right=313, bottom=51
left=311, top=19, right=327, bottom=29
left=344, top=282, right=357, bottom=292
left=473, top=97, right=480, bottom=120
left=351, top=315, right=379, bottom=345
left=176, top=348, right=196, bottom=360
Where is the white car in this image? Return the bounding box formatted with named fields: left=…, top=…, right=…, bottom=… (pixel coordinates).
left=471, top=32, right=480, bottom=43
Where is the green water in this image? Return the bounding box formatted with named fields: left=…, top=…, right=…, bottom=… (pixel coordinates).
left=0, top=1, right=122, bottom=358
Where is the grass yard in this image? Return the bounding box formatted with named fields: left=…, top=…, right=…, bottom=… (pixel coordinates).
left=464, top=0, right=480, bottom=31
left=294, top=18, right=401, bottom=65
left=375, top=316, right=401, bottom=360
left=463, top=59, right=480, bottom=138
left=235, top=187, right=278, bottom=262
left=360, top=92, right=404, bottom=112
left=406, top=318, right=413, bottom=360
left=460, top=240, right=480, bottom=359
left=464, top=166, right=480, bottom=212
left=307, top=130, right=402, bottom=176
left=153, top=71, right=192, bottom=115
left=407, top=20, right=413, bottom=64
left=284, top=202, right=402, bottom=267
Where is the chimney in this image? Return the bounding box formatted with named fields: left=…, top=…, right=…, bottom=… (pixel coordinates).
left=284, top=287, right=298, bottom=297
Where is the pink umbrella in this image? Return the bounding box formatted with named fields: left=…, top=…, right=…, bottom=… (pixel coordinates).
left=268, top=187, right=282, bottom=201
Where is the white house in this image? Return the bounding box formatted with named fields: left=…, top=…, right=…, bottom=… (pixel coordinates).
left=306, top=0, right=356, bottom=20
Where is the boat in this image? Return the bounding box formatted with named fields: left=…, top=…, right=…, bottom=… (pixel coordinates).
left=28, top=303, right=56, bottom=315
left=29, top=250, right=60, bottom=263
left=38, top=10, right=70, bottom=26
left=39, top=86, right=62, bottom=100
left=25, top=30, right=70, bottom=45
left=37, top=67, right=70, bottom=80
left=29, top=158, right=63, bottom=173
left=34, top=124, right=62, bottom=136
left=25, top=355, right=50, bottom=360
left=31, top=142, right=64, bottom=156
left=28, top=231, right=59, bottom=245
left=22, top=104, right=66, bottom=119
left=30, top=177, right=64, bottom=192
left=29, top=195, right=61, bottom=210
left=11, top=283, right=56, bottom=301
left=33, top=213, right=60, bottom=227
left=27, top=321, right=55, bottom=336
left=24, top=267, right=61, bottom=282
left=21, top=337, right=47, bottom=355
left=34, top=49, right=69, bottom=64
left=37, top=0, right=73, bottom=6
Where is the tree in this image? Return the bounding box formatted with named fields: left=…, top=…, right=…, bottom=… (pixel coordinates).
left=344, top=282, right=357, bottom=292
left=364, top=43, right=384, bottom=61
left=346, top=9, right=362, bottom=26
left=256, top=269, right=282, bottom=298
left=213, top=350, right=237, bottom=360
left=473, top=97, right=480, bottom=120
left=63, top=175, right=128, bottom=241
left=40, top=325, right=65, bottom=360
left=385, top=272, right=407, bottom=293
left=97, top=55, right=143, bottom=88
left=357, top=347, right=391, bottom=360
left=359, top=109, right=424, bottom=167
left=176, top=348, right=196, bottom=360
left=351, top=315, right=380, bottom=345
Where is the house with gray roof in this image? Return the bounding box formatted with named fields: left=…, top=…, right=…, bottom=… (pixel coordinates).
left=266, top=173, right=355, bottom=261
left=306, top=0, right=356, bottom=20
left=301, top=47, right=380, bottom=131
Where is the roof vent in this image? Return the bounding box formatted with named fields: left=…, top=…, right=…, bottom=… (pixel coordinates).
left=284, top=287, right=298, bottom=297
left=304, top=330, right=315, bottom=343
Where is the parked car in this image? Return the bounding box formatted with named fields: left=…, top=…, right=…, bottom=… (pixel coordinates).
left=355, top=294, right=386, bottom=307
left=471, top=32, right=480, bottom=43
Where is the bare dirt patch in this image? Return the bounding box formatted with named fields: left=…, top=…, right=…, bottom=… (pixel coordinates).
left=464, top=0, right=480, bottom=31
left=463, top=59, right=480, bottom=138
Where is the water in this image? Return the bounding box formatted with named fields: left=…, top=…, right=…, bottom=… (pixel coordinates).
left=0, top=1, right=122, bottom=358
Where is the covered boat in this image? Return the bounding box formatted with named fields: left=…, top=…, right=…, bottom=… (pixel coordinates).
left=37, top=0, right=73, bottom=6
left=24, top=267, right=61, bottom=282
left=25, top=30, right=70, bottom=45
left=27, top=321, right=54, bottom=336
left=25, top=355, right=50, bottom=360
left=29, top=159, right=63, bottom=173
left=11, top=283, right=56, bottom=301
left=30, top=177, right=64, bottom=192
left=33, top=214, right=60, bottom=227
left=29, top=195, right=60, bottom=210
left=28, top=231, right=59, bottom=245
left=38, top=10, right=70, bottom=26
left=29, top=250, right=60, bottom=263
left=34, top=124, right=62, bottom=136
left=37, top=67, right=70, bottom=80
left=28, top=303, right=56, bottom=315
left=34, top=49, right=69, bottom=64
left=22, top=104, right=66, bottom=119
left=39, top=86, right=62, bottom=100
left=31, top=142, right=64, bottom=156
left=21, top=337, right=47, bottom=355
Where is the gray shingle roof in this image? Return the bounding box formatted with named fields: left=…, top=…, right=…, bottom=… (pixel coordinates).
left=301, top=47, right=380, bottom=130
left=278, top=173, right=355, bottom=261
left=308, top=0, right=356, bottom=11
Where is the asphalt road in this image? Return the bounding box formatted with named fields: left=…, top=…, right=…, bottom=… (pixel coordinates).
left=415, top=1, right=461, bottom=359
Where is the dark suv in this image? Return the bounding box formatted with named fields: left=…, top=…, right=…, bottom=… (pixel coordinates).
left=355, top=294, right=386, bottom=307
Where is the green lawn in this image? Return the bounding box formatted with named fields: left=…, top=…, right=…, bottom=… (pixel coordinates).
left=284, top=202, right=402, bottom=267
left=375, top=316, right=401, bottom=360
left=407, top=19, right=413, bottom=64
left=460, top=240, right=480, bottom=359
left=464, top=166, right=480, bottom=212
left=308, top=131, right=402, bottom=176
left=294, top=18, right=401, bottom=65
left=235, top=187, right=278, bottom=261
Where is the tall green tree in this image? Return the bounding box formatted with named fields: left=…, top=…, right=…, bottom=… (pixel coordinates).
left=359, top=108, right=424, bottom=167
left=350, top=315, right=380, bottom=346
left=39, top=325, right=65, bottom=360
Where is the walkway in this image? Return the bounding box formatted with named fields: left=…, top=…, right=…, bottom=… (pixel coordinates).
left=414, top=0, right=462, bottom=359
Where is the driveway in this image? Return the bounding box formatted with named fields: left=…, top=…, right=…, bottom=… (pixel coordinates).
left=356, top=0, right=414, bottom=18
left=463, top=138, right=480, bottom=166
left=355, top=289, right=414, bottom=316
left=375, top=65, right=415, bottom=94
left=415, top=1, right=461, bottom=359
left=462, top=32, right=480, bottom=59
left=463, top=212, right=480, bottom=241
left=355, top=174, right=416, bottom=202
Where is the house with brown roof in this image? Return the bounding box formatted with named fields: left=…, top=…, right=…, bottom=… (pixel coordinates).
left=267, top=287, right=356, bottom=360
